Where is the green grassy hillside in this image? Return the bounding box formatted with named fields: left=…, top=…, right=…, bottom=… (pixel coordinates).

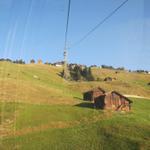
left=70, top=67, right=150, bottom=98
left=0, top=62, right=81, bottom=105
left=0, top=62, right=150, bottom=150
left=0, top=62, right=150, bottom=105
left=0, top=98, right=150, bottom=150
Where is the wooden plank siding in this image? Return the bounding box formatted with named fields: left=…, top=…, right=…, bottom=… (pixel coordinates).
left=94, top=91, right=132, bottom=111
left=83, top=87, right=132, bottom=111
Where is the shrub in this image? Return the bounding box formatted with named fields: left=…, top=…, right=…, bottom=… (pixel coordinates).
left=30, top=59, right=35, bottom=64
left=13, top=59, right=25, bottom=64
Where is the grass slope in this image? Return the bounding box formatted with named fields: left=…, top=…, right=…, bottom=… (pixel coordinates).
left=0, top=62, right=150, bottom=105
left=0, top=62, right=81, bottom=104
left=70, top=67, right=150, bottom=98
left=0, top=62, right=150, bottom=150
left=0, top=98, right=150, bottom=150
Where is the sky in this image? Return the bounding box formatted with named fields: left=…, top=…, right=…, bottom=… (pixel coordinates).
left=0, top=0, right=149, bottom=70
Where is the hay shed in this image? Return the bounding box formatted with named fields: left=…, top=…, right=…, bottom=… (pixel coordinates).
left=94, top=91, right=132, bottom=111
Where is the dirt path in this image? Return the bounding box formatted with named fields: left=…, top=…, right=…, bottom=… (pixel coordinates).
left=124, top=95, right=150, bottom=99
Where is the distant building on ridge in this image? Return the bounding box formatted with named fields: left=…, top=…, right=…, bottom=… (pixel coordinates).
left=37, top=59, right=43, bottom=64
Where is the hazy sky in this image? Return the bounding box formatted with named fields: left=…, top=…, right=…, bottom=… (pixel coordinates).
left=0, top=0, right=149, bottom=70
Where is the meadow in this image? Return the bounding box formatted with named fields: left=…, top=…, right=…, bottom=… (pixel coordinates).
left=0, top=62, right=150, bottom=150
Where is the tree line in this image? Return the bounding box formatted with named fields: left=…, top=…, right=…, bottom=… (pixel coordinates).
left=0, top=58, right=25, bottom=64
left=0, top=58, right=149, bottom=75
left=101, top=65, right=125, bottom=70
left=62, top=65, right=94, bottom=81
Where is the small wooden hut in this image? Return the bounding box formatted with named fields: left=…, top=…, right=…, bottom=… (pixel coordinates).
left=94, top=91, right=132, bottom=111
left=83, top=87, right=105, bottom=101
left=104, top=77, right=113, bottom=81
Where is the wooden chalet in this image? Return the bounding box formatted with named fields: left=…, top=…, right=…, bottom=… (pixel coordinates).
left=104, top=77, right=113, bottom=81
left=94, top=91, right=132, bottom=111
left=83, top=87, right=105, bottom=101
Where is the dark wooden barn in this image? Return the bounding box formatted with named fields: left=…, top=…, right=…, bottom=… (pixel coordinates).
left=94, top=91, right=132, bottom=111
left=104, top=77, right=113, bottom=81
left=83, top=87, right=105, bottom=101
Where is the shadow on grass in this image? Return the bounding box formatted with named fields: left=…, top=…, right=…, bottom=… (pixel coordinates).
left=57, top=72, right=62, bottom=77
left=75, top=102, right=94, bottom=109
left=74, top=97, right=83, bottom=100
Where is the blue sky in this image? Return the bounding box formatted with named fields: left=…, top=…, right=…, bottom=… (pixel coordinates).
left=0, top=0, right=149, bottom=70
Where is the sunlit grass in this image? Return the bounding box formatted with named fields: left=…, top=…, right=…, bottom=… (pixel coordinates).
left=0, top=98, right=150, bottom=150
left=0, top=62, right=150, bottom=150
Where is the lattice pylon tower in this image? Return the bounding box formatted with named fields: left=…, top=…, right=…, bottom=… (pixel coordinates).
left=63, top=48, right=70, bottom=80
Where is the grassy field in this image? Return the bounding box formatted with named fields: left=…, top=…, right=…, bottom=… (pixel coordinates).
left=0, top=62, right=150, bottom=105
left=0, top=98, right=150, bottom=150
left=0, top=62, right=150, bottom=150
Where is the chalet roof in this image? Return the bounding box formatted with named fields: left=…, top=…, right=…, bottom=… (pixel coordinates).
left=108, top=91, right=133, bottom=103
left=83, top=87, right=105, bottom=94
